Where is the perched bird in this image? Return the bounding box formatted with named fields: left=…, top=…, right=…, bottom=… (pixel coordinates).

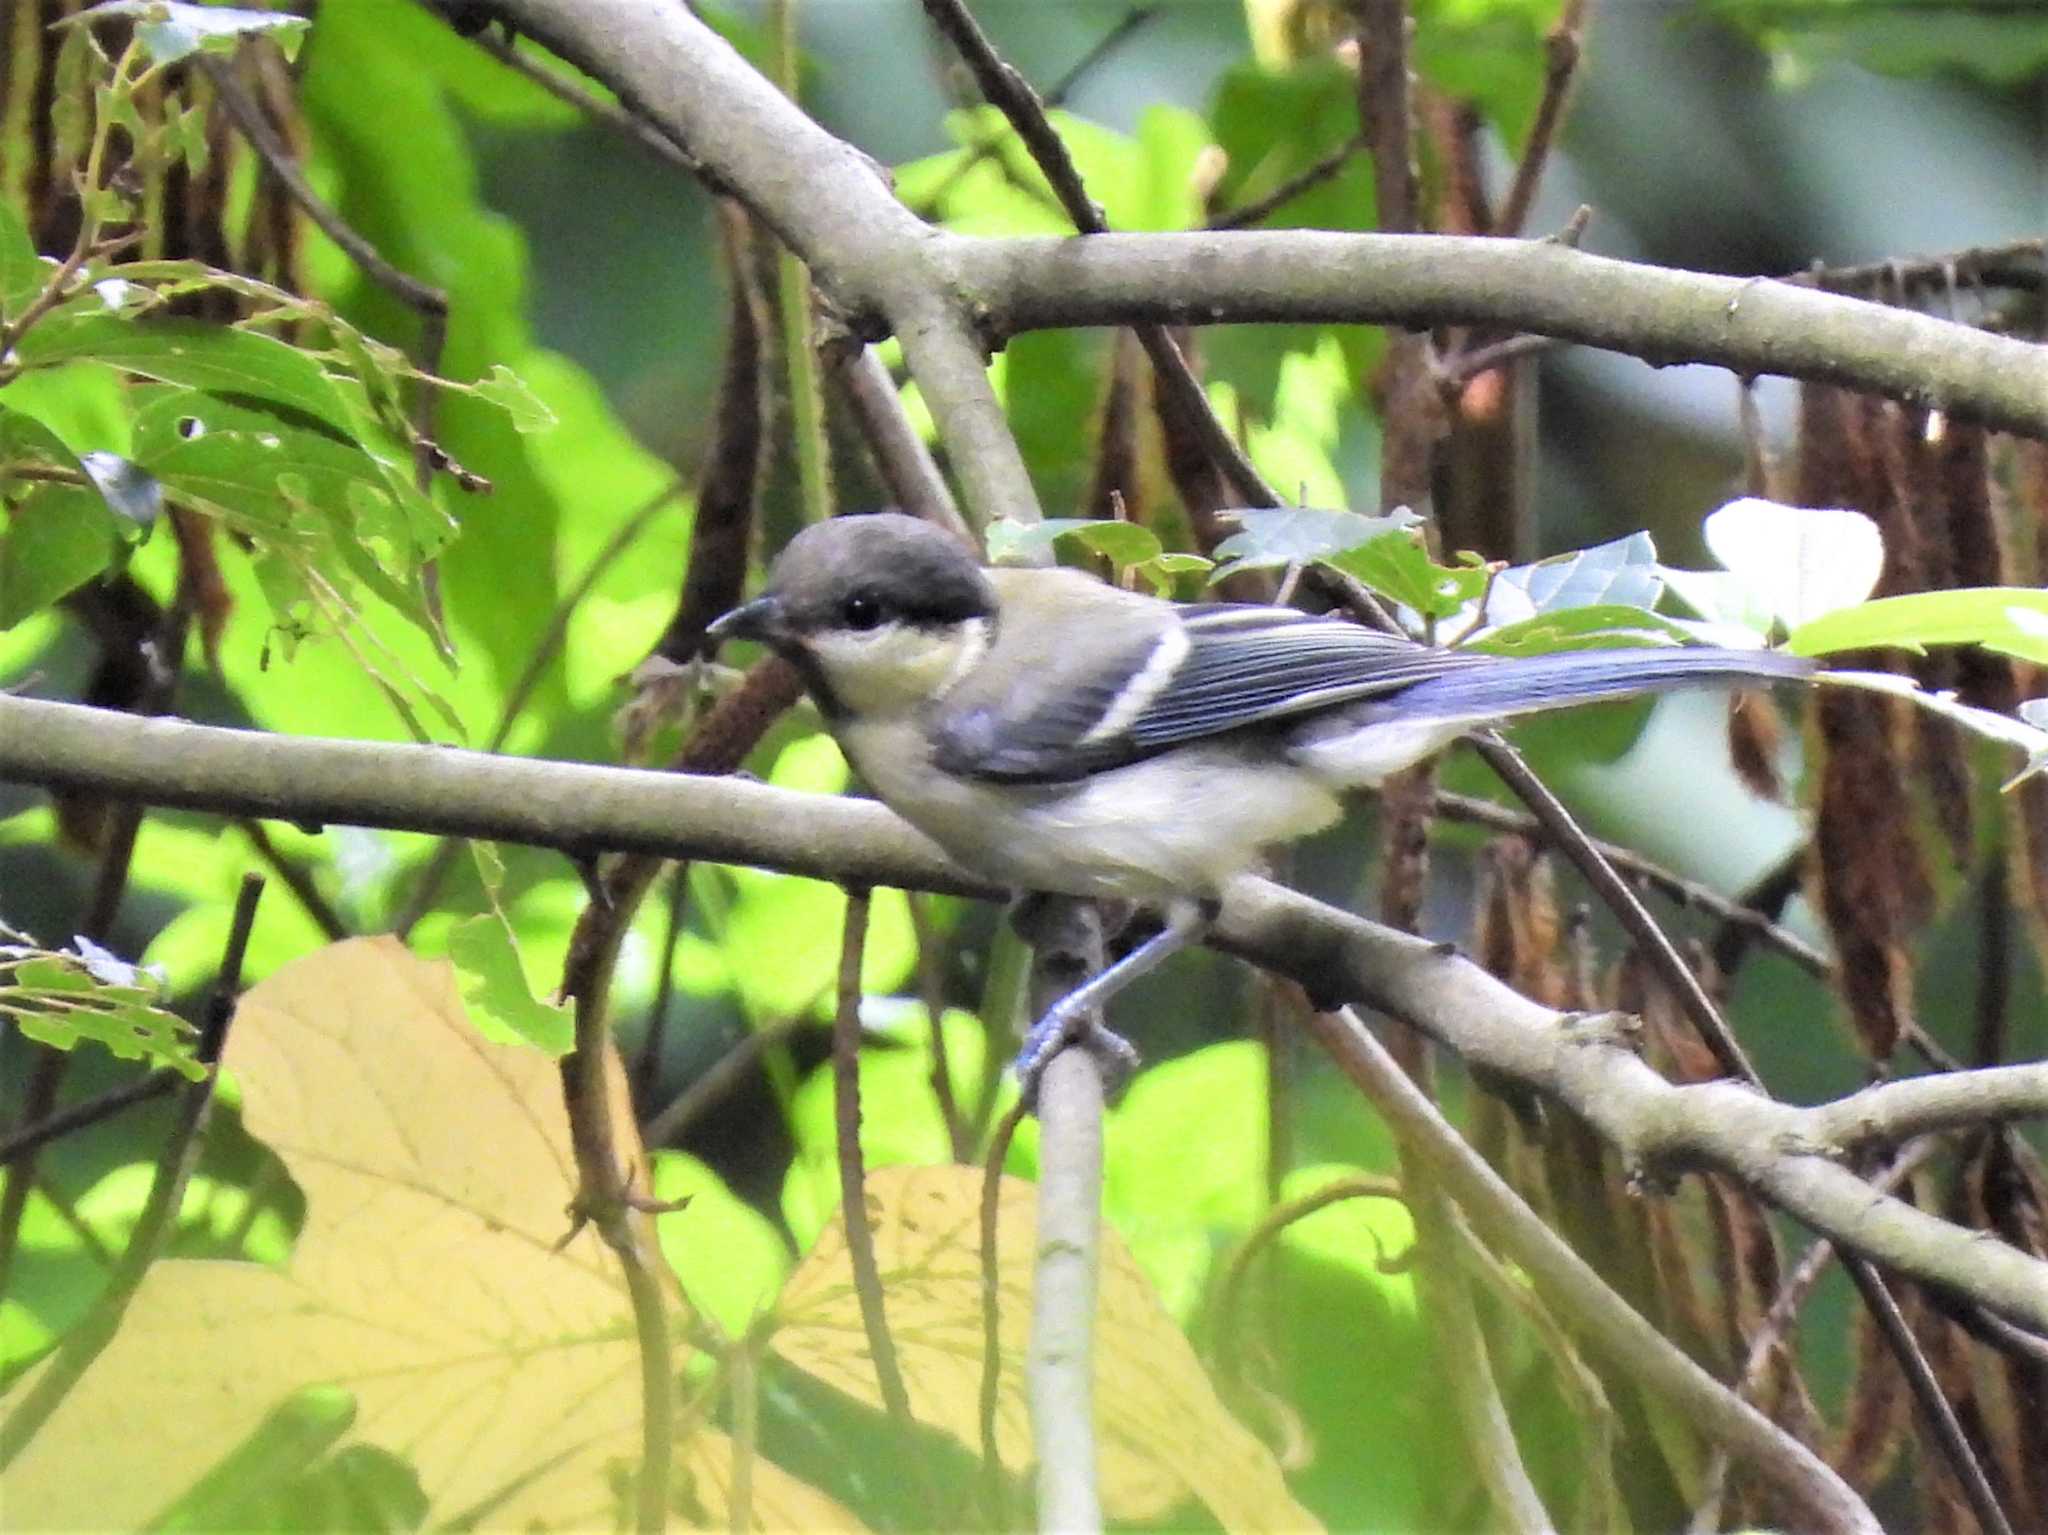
left=709, top=511, right=1812, bottom=1088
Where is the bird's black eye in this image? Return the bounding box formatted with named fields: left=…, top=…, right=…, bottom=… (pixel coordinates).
left=841, top=590, right=888, bottom=631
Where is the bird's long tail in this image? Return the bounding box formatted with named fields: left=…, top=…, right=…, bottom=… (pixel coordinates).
left=1375, top=645, right=1815, bottom=725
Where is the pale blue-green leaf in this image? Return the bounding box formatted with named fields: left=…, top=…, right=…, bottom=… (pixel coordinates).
left=1212, top=505, right=1419, bottom=572
left=77, top=451, right=162, bottom=530
left=68, top=1, right=309, bottom=64
left=1483, top=532, right=1660, bottom=626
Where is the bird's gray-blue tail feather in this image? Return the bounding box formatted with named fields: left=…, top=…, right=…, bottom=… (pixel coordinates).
left=1378, top=646, right=1814, bottom=724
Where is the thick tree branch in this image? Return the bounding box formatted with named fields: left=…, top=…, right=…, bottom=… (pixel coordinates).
left=5, top=694, right=2048, bottom=1335
left=942, top=233, right=2048, bottom=438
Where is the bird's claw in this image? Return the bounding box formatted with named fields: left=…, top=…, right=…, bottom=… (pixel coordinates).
left=1013, top=998, right=1141, bottom=1108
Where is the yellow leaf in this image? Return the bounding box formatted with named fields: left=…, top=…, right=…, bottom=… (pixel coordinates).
left=4, top=937, right=858, bottom=1533
left=771, top=1163, right=1319, bottom=1532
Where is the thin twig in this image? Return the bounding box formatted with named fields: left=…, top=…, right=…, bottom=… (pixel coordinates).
left=978, top=1097, right=1031, bottom=1527
left=642, top=1019, right=811, bottom=1148
left=830, top=343, right=972, bottom=547
left=1688, top=1138, right=1939, bottom=1534
left=392, top=481, right=682, bottom=935
left=0, top=874, right=264, bottom=1473
left=1303, top=1004, right=1880, bottom=1534
left=1208, top=133, right=1369, bottom=232
left=236, top=819, right=347, bottom=940
left=0, top=592, right=188, bottom=1299
left=1787, top=238, right=2045, bottom=297
left=1473, top=732, right=1763, bottom=1083
left=829, top=888, right=919, bottom=1428
left=1491, top=0, right=1591, bottom=240
left=634, top=866, right=692, bottom=1106
left=906, top=893, right=971, bottom=1162
left=1414, top=1188, right=1558, bottom=1534
left=1431, top=788, right=1831, bottom=978
left=199, top=55, right=445, bottom=323
left=1471, top=730, right=2013, bottom=1534
left=477, top=31, right=705, bottom=175
left=0, top=1070, right=179, bottom=1166
left=1210, top=1175, right=1406, bottom=1381
left=917, top=0, right=1279, bottom=511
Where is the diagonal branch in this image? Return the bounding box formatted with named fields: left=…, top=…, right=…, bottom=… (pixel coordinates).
left=6, top=693, right=2048, bottom=1336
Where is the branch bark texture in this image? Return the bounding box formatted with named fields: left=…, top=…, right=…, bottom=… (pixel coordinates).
left=5, top=693, right=2047, bottom=1335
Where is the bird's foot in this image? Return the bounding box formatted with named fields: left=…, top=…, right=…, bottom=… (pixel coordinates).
left=1013, top=994, right=1141, bottom=1109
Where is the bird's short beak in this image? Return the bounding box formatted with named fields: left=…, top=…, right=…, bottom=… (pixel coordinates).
left=706, top=594, right=786, bottom=648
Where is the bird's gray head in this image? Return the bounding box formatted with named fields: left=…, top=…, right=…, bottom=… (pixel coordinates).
left=708, top=512, right=997, bottom=715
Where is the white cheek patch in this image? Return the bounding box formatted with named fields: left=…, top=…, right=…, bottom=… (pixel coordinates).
left=811, top=623, right=975, bottom=714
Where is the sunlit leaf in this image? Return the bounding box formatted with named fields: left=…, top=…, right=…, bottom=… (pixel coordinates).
left=3, top=939, right=855, bottom=1532
left=772, top=1164, right=1321, bottom=1531
left=1322, top=529, right=1490, bottom=620
left=445, top=912, right=573, bottom=1054
left=0, top=201, right=47, bottom=317
left=1212, top=504, right=1419, bottom=572
left=1787, top=587, right=2048, bottom=667
left=0, top=943, right=201, bottom=1079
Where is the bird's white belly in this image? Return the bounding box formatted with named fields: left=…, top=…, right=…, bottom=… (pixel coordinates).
left=837, top=719, right=1340, bottom=903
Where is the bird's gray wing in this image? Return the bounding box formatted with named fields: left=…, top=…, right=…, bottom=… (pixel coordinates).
left=931, top=605, right=1485, bottom=783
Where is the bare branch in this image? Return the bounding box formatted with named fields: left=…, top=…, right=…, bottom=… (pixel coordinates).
left=7, top=696, right=2048, bottom=1332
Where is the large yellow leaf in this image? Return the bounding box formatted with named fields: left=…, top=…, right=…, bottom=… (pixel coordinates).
left=4, top=937, right=857, bottom=1533
left=772, top=1163, right=1320, bottom=1532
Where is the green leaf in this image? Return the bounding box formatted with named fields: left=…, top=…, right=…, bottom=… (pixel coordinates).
left=0, top=407, right=125, bottom=626
left=1106, top=1039, right=1269, bottom=1320
left=1704, top=0, right=2048, bottom=87
left=990, top=517, right=1166, bottom=571
left=1467, top=604, right=1693, bottom=656
left=650, top=1151, right=792, bottom=1338
left=466, top=363, right=555, bottom=434
left=0, top=485, right=119, bottom=627
left=445, top=913, right=573, bottom=1055
left=132, top=388, right=450, bottom=638
left=69, top=1, right=310, bottom=65
left=1323, top=529, right=1490, bottom=620
left=1, top=947, right=204, bottom=1079
left=1787, top=588, right=2048, bottom=667
left=1212, top=504, right=1421, bottom=572
left=19, top=316, right=356, bottom=434
left=0, top=201, right=46, bottom=318
left=1704, top=496, right=1883, bottom=630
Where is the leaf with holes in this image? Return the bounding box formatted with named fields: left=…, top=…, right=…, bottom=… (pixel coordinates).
left=0, top=950, right=201, bottom=1080
left=18, top=316, right=355, bottom=434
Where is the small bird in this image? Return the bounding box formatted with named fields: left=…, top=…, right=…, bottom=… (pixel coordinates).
left=709, top=512, right=1812, bottom=1089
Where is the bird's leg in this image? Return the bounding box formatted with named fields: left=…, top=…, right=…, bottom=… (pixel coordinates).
left=1014, top=897, right=1215, bottom=1104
